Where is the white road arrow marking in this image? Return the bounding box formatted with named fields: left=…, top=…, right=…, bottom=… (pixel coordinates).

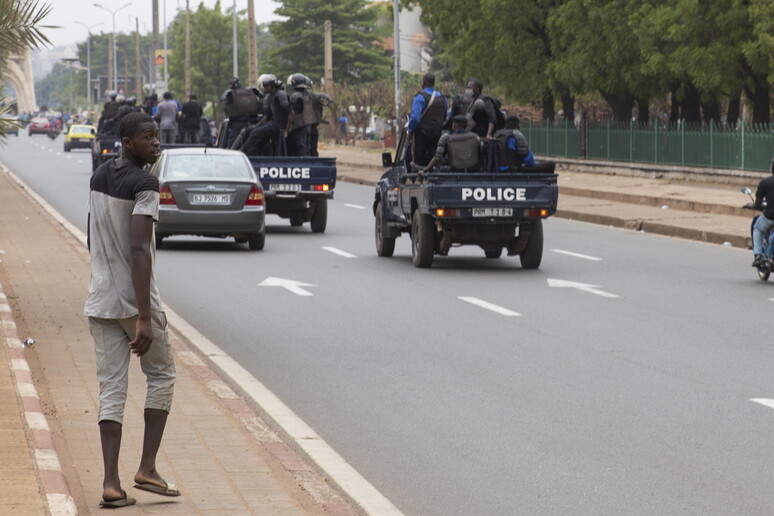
left=259, top=276, right=317, bottom=296
left=751, top=398, right=774, bottom=410
left=458, top=297, right=521, bottom=316
left=323, top=246, right=357, bottom=258
left=552, top=249, right=603, bottom=261
left=345, top=203, right=366, bottom=209
left=547, top=279, right=620, bottom=298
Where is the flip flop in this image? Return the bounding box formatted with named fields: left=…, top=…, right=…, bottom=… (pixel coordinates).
left=99, top=491, right=136, bottom=508
left=133, top=480, right=181, bottom=497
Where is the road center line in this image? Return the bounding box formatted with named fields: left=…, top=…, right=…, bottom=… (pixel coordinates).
left=552, top=249, right=603, bottom=261
left=458, top=296, right=521, bottom=316
left=345, top=203, right=366, bottom=209
left=322, top=246, right=357, bottom=258
left=751, top=398, right=774, bottom=410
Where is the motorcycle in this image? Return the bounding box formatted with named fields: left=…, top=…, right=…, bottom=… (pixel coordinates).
left=47, top=127, right=60, bottom=140
left=742, top=186, right=774, bottom=281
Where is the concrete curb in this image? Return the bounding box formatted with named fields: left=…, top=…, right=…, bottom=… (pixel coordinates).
left=0, top=284, right=78, bottom=516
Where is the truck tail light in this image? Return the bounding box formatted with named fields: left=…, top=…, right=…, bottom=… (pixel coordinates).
left=527, top=208, right=549, bottom=217
left=159, top=185, right=176, bottom=205
left=101, top=148, right=109, bottom=154
left=312, top=184, right=329, bottom=192
left=246, top=186, right=264, bottom=206
left=436, top=208, right=457, bottom=217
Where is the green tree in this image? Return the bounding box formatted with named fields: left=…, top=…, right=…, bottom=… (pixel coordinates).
left=266, top=0, right=391, bottom=85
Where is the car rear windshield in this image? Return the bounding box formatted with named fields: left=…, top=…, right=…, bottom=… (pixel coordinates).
left=71, top=125, right=93, bottom=132
left=165, top=154, right=254, bottom=179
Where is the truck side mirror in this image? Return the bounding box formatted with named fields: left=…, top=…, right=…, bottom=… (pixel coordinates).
left=382, top=152, right=393, bottom=168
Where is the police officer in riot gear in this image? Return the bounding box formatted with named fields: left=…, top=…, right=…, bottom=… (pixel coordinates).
left=287, top=73, right=316, bottom=156
left=221, top=76, right=262, bottom=147
left=306, top=76, right=332, bottom=157
left=242, top=74, right=291, bottom=156
left=465, top=78, right=497, bottom=139
left=493, top=114, right=536, bottom=171
left=408, top=73, right=447, bottom=167
left=421, top=114, right=482, bottom=174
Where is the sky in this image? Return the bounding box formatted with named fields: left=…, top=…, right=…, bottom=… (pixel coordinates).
left=42, top=0, right=280, bottom=49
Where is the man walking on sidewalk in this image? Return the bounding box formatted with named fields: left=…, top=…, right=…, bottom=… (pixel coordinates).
left=84, top=112, right=179, bottom=508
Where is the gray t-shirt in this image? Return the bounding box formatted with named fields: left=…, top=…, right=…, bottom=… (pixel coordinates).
left=156, top=99, right=179, bottom=131
left=84, top=157, right=163, bottom=319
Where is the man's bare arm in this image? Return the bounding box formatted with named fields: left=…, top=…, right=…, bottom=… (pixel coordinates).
left=129, top=214, right=154, bottom=356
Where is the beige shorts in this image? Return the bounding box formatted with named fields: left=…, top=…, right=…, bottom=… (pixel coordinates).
left=88, top=312, right=176, bottom=425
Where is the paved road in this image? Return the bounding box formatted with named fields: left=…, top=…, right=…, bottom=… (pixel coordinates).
left=5, top=134, right=774, bottom=515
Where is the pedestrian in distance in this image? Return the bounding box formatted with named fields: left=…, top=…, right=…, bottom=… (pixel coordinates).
left=85, top=112, right=179, bottom=509
left=746, top=158, right=774, bottom=267
left=181, top=93, right=204, bottom=144
left=337, top=112, right=348, bottom=145
left=408, top=72, right=447, bottom=167
left=154, top=91, right=179, bottom=144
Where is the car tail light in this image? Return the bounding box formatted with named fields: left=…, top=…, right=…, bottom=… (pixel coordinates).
left=159, top=185, right=176, bottom=205
left=246, top=186, right=264, bottom=206
left=312, top=184, right=329, bottom=192
left=527, top=208, right=549, bottom=217
left=436, top=208, right=457, bottom=217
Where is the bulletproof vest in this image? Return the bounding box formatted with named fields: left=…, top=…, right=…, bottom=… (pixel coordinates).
left=224, top=88, right=261, bottom=118
left=311, top=95, right=324, bottom=124
left=270, top=90, right=291, bottom=128
left=418, top=91, right=445, bottom=134
left=470, top=96, right=492, bottom=137
left=494, top=128, right=529, bottom=169
left=458, top=94, right=474, bottom=118
left=291, top=90, right=316, bottom=130
left=447, top=132, right=480, bottom=171
left=102, top=101, right=118, bottom=119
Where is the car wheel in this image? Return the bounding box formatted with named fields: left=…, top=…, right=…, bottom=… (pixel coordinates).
left=411, top=210, right=435, bottom=268
left=289, top=212, right=304, bottom=227
left=519, top=219, right=543, bottom=269
left=310, top=198, right=327, bottom=233
left=64, top=143, right=70, bottom=152
left=248, top=230, right=265, bottom=250
left=375, top=201, right=395, bottom=257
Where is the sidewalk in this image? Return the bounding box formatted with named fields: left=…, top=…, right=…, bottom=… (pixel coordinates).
left=320, top=144, right=753, bottom=248
left=0, top=167, right=356, bottom=515
left=0, top=145, right=757, bottom=515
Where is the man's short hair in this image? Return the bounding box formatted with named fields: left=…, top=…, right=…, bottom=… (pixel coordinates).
left=505, top=114, right=520, bottom=129
left=163, top=91, right=173, bottom=100
left=467, top=78, right=483, bottom=91
left=422, top=73, right=435, bottom=87
left=119, top=112, right=155, bottom=140
left=189, top=93, right=197, bottom=100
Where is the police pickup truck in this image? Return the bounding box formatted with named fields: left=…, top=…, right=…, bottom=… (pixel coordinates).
left=373, top=130, right=557, bottom=268
left=216, top=121, right=337, bottom=233
left=92, top=134, right=120, bottom=171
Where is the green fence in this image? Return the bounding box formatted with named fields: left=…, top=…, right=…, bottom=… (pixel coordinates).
left=524, top=120, right=774, bottom=172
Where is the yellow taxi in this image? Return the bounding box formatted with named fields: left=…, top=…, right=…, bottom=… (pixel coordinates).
left=64, top=124, right=96, bottom=152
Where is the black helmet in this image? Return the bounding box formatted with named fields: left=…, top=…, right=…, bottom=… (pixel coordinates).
left=258, top=74, right=277, bottom=94
left=229, top=76, right=242, bottom=89
left=291, top=73, right=308, bottom=90
left=304, top=75, right=313, bottom=88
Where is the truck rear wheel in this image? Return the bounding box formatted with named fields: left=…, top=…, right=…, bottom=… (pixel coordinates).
left=310, top=198, right=327, bottom=233
left=411, top=210, right=434, bottom=268
left=519, top=219, right=543, bottom=269
left=375, top=202, right=395, bottom=257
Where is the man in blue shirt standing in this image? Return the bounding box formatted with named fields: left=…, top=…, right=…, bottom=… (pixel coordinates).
left=408, top=73, right=448, bottom=167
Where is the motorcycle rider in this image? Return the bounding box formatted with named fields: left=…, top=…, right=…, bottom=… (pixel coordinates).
left=747, top=158, right=774, bottom=267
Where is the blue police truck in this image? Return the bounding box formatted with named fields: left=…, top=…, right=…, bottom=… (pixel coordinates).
left=373, top=129, right=558, bottom=268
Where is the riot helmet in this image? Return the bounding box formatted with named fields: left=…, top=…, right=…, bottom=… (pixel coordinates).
left=291, top=73, right=308, bottom=90
left=229, top=76, right=242, bottom=89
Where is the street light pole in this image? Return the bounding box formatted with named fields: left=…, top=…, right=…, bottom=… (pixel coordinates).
left=94, top=2, right=132, bottom=93
left=75, top=22, right=102, bottom=116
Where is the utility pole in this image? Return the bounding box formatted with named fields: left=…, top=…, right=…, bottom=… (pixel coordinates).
left=185, top=0, right=191, bottom=96
left=107, top=33, right=114, bottom=93
left=247, top=0, right=257, bottom=86
left=94, top=2, right=132, bottom=93
left=324, top=20, right=332, bottom=92
left=135, top=18, right=142, bottom=97
left=152, top=0, right=159, bottom=89
left=232, top=0, right=238, bottom=78
left=393, top=0, right=401, bottom=123
left=75, top=22, right=102, bottom=115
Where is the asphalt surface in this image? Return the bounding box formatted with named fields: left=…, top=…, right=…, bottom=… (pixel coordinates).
left=4, top=134, right=774, bottom=515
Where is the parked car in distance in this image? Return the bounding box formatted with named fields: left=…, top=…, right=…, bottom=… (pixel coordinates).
left=27, top=116, right=51, bottom=136
left=150, top=147, right=266, bottom=250
left=64, top=124, right=96, bottom=152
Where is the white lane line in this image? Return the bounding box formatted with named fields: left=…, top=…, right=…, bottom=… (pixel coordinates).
left=7, top=169, right=403, bottom=516
left=547, top=278, right=620, bottom=298
left=322, top=246, right=357, bottom=258
left=552, top=249, right=603, bottom=261
left=458, top=296, right=521, bottom=316
left=76, top=160, right=83, bottom=164
left=345, top=203, right=366, bottom=210
left=751, top=398, right=774, bottom=410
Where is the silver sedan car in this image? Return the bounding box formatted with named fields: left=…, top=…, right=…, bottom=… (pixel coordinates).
left=150, top=148, right=266, bottom=250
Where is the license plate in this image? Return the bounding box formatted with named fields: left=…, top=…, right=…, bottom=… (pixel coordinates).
left=472, top=208, right=513, bottom=217
left=269, top=183, right=302, bottom=192
left=191, top=193, right=231, bottom=204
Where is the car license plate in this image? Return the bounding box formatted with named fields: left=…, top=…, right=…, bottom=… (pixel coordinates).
left=191, top=193, right=231, bottom=204
left=269, top=183, right=302, bottom=192
left=472, top=208, right=513, bottom=217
